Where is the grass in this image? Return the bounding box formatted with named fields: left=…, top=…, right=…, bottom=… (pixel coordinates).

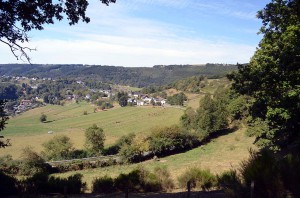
left=54, top=127, right=255, bottom=191
left=1, top=101, right=183, bottom=158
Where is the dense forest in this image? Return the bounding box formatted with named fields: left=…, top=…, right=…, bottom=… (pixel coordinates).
left=0, top=64, right=237, bottom=87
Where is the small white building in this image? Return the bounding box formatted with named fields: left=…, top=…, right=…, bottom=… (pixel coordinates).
left=143, top=97, right=152, bottom=104
left=137, top=100, right=144, bottom=106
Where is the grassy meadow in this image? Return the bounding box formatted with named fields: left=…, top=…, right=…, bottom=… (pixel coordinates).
left=0, top=78, right=256, bottom=192
left=55, top=127, right=255, bottom=191
left=1, top=101, right=183, bottom=158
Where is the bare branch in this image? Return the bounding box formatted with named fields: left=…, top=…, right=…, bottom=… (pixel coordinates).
left=0, top=39, right=36, bottom=64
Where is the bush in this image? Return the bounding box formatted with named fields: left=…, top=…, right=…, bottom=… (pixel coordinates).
left=178, top=167, right=217, bottom=191
left=217, top=170, right=245, bottom=197
left=0, top=171, right=18, bottom=196
left=21, top=172, right=86, bottom=194
left=92, top=175, right=115, bottom=193
left=148, top=126, right=198, bottom=156
left=115, top=169, right=141, bottom=192
left=42, top=135, right=74, bottom=160
left=0, top=155, right=21, bottom=174
left=40, top=113, right=47, bottom=122
left=103, top=133, right=136, bottom=155
left=152, top=166, right=174, bottom=192
left=114, top=167, right=173, bottom=193
left=167, top=92, right=187, bottom=106
left=19, top=147, right=49, bottom=176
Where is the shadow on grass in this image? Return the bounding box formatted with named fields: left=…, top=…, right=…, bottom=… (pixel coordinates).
left=60, top=190, right=225, bottom=198
left=43, top=120, right=55, bottom=123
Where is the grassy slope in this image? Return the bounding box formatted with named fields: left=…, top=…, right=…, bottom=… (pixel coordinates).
left=55, top=127, right=255, bottom=191
left=1, top=101, right=183, bottom=158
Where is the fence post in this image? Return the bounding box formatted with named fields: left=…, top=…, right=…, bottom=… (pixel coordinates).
left=251, top=181, right=254, bottom=198
left=187, top=180, right=191, bottom=198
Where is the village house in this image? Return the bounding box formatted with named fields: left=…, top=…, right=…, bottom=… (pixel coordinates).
left=137, top=100, right=144, bottom=106
left=142, top=96, right=152, bottom=104
left=127, top=98, right=137, bottom=104
left=20, top=100, right=32, bottom=106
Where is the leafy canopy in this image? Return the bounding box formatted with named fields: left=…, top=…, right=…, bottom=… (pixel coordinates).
left=85, top=124, right=105, bottom=155
left=42, top=135, right=74, bottom=160
left=228, top=0, right=300, bottom=150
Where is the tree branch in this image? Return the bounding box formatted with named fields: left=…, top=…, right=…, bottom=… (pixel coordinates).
left=0, top=39, right=36, bottom=64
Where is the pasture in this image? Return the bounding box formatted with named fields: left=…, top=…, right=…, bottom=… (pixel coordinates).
left=1, top=101, right=183, bottom=158
left=55, top=127, right=255, bottom=191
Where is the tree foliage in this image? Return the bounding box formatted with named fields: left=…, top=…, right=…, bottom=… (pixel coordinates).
left=228, top=0, right=300, bottom=150
left=167, top=92, right=187, bottom=106
left=117, top=92, right=128, bottom=107
left=181, top=88, right=232, bottom=137
left=40, top=113, right=47, bottom=123
left=42, top=135, right=74, bottom=160
left=85, top=124, right=105, bottom=155
left=0, top=0, right=116, bottom=62
left=171, top=76, right=205, bottom=93
left=0, top=100, right=9, bottom=148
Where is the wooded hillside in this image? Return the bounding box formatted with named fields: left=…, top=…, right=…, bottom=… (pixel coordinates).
left=0, top=64, right=237, bottom=87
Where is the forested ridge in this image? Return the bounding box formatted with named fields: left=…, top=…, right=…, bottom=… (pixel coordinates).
left=0, top=64, right=237, bottom=87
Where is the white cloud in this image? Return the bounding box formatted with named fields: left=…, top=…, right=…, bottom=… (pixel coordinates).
left=0, top=0, right=262, bottom=66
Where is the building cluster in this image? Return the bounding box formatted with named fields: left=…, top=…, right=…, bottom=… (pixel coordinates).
left=127, top=92, right=166, bottom=106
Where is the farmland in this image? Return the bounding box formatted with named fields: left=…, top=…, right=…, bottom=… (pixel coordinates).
left=1, top=101, right=183, bottom=158
left=55, top=127, right=255, bottom=191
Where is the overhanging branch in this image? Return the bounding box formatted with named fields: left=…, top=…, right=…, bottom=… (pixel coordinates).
left=0, top=38, right=36, bottom=64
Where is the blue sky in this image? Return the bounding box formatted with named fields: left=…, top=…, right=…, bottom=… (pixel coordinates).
left=0, top=0, right=270, bottom=67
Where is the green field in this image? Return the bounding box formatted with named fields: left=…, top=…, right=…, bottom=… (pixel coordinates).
left=1, top=101, right=183, bottom=158
left=55, top=127, right=255, bottom=191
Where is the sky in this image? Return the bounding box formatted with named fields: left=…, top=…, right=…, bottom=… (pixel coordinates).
left=0, top=0, right=270, bottom=67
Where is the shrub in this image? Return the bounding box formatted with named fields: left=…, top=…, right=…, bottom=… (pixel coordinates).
left=239, top=149, right=284, bottom=198
left=22, top=172, right=86, bottom=194
left=40, top=113, right=47, bottom=122
left=280, top=152, right=300, bottom=197
left=153, top=166, right=174, bottom=192
left=217, top=170, right=245, bottom=197
left=19, top=147, right=49, bottom=176
left=0, top=155, right=21, bottom=174
left=148, top=126, right=198, bottom=156
left=103, top=133, right=136, bottom=155
left=119, top=135, right=149, bottom=163
left=21, top=172, right=49, bottom=194
left=0, top=171, right=18, bottom=196
left=92, top=175, right=115, bottom=193
left=115, top=170, right=141, bottom=192
left=114, top=167, right=165, bottom=193
left=178, top=167, right=217, bottom=191
left=42, top=135, right=74, bottom=160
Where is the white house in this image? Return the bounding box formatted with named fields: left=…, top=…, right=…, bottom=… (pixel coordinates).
left=137, top=100, right=144, bottom=106
left=143, top=97, right=152, bottom=104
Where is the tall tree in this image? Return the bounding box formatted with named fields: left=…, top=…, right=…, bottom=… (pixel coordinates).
left=228, top=0, right=300, bottom=150
left=0, top=0, right=116, bottom=62
left=42, top=135, right=74, bottom=160
left=85, top=124, right=105, bottom=155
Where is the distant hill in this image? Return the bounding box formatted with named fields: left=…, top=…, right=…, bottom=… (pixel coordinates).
left=0, top=63, right=237, bottom=87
